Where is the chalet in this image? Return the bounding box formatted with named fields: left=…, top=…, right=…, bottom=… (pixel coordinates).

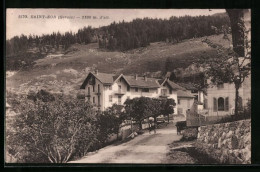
left=80, top=71, right=185, bottom=113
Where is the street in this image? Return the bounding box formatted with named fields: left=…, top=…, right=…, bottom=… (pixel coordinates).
left=69, top=123, right=182, bottom=163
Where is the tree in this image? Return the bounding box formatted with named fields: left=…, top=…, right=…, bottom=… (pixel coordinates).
left=161, top=98, right=176, bottom=123
left=7, top=92, right=97, bottom=163
left=226, top=9, right=245, bottom=57
left=124, top=97, right=153, bottom=129
left=198, top=19, right=250, bottom=116
left=97, top=104, right=126, bottom=143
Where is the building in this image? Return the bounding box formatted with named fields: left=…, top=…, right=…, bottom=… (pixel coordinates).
left=80, top=70, right=185, bottom=113
left=206, top=75, right=251, bottom=116
left=206, top=9, right=251, bottom=116
left=177, top=83, right=205, bottom=105
left=176, top=89, right=195, bottom=116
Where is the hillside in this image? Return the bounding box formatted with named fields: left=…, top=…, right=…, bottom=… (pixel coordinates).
left=6, top=34, right=232, bottom=96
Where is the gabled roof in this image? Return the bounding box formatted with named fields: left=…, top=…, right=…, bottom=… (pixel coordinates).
left=80, top=72, right=160, bottom=89
left=177, top=90, right=195, bottom=98
left=167, top=80, right=186, bottom=90
left=80, top=72, right=115, bottom=89
left=92, top=72, right=115, bottom=84
left=159, top=78, right=185, bottom=90
left=177, top=83, right=198, bottom=90
left=123, top=75, right=160, bottom=88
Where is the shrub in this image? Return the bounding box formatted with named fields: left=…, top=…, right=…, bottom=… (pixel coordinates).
left=7, top=92, right=98, bottom=163
left=181, top=127, right=198, bottom=141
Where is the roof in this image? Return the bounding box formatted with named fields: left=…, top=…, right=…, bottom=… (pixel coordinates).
left=80, top=72, right=160, bottom=89
left=123, top=75, right=160, bottom=88
left=177, top=90, right=195, bottom=98
left=177, top=83, right=198, bottom=90
left=167, top=80, right=186, bottom=90
left=92, top=72, right=115, bottom=84
left=159, top=78, right=185, bottom=90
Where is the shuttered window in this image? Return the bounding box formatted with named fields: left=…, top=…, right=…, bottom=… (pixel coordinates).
left=225, top=97, right=229, bottom=111
left=213, top=97, right=217, bottom=112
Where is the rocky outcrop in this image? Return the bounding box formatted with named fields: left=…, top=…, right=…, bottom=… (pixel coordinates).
left=196, top=119, right=251, bottom=164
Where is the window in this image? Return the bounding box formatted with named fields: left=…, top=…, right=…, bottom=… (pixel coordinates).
left=142, top=88, right=149, bottom=92
left=93, top=97, right=95, bottom=104
left=135, top=88, right=138, bottom=92
left=98, top=96, right=100, bottom=106
left=118, top=85, right=121, bottom=91
left=213, top=97, right=217, bottom=112
left=98, top=84, right=100, bottom=93
left=218, top=97, right=224, bottom=111
left=93, top=85, right=95, bottom=92
left=109, top=95, right=112, bottom=102
left=127, top=86, right=130, bottom=92
left=178, top=99, right=180, bottom=105
left=88, top=87, right=90, bottom=94
left=225, top=97, right=229, bottom=111
left=118, top=95, right=121, bottom=105
left=204, top=99, right=208, bottom=109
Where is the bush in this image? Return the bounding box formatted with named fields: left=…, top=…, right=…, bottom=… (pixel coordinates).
left=181, top=127, right=198, bottom=141
left=7, top=92, right=98, bottom=163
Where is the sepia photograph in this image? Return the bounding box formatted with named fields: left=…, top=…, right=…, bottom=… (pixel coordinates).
left=5, top=8, right=251, bottom=164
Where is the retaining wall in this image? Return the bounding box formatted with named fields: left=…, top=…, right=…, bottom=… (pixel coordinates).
left=196, top=119, right=251, bottom=164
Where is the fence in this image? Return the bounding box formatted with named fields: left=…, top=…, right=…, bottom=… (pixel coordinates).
left=187, top=107, right=250, bottom=127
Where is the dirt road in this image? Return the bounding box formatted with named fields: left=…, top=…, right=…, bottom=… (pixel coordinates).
left=69, top=123, right=182, bottom=163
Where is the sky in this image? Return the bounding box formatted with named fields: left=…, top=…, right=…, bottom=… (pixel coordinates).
left=6, top=9, right=226, bottom=40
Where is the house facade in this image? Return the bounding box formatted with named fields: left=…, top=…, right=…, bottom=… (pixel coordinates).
left=176, top=89, right=195, bottom=116
left=80, top=71, right=184, bottom=113
left=177, top=83, right=205, bottom=105
left=206, top=75, right=251, bottom=116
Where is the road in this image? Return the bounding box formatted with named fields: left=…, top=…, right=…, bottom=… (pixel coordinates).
left=69, top=123, right=182, bottom=163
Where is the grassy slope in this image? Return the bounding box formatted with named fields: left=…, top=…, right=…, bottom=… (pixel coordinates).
left=6, top=34, right=231, bottom=96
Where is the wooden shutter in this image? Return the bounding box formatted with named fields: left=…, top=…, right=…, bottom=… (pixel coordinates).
left=225, top=97, right=229, bottom=111
left=213, top=97, right=217, bottom=112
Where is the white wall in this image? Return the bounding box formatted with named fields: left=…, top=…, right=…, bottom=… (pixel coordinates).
left=207, top=76, right=251, bottom=116
left=84, top=77, right=104, bottom=110
left=177, top=97, right=194, bottom=116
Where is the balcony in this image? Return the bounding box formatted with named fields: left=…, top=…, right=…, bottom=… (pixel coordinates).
left=114, top=90, right=126, bottom=95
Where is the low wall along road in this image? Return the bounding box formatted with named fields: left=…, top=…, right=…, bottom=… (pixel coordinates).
left=196, top=119, right=251, bottom=164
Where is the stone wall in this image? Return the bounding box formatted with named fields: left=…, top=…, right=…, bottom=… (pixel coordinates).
left=196, top=119, right=251, bottom=164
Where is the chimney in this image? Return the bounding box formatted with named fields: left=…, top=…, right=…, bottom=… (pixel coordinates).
left=143, top=75, right=147, bottom=81
left=135, top=74, right=138, bottom=80
left=95, top=69, right=98, bottom=75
